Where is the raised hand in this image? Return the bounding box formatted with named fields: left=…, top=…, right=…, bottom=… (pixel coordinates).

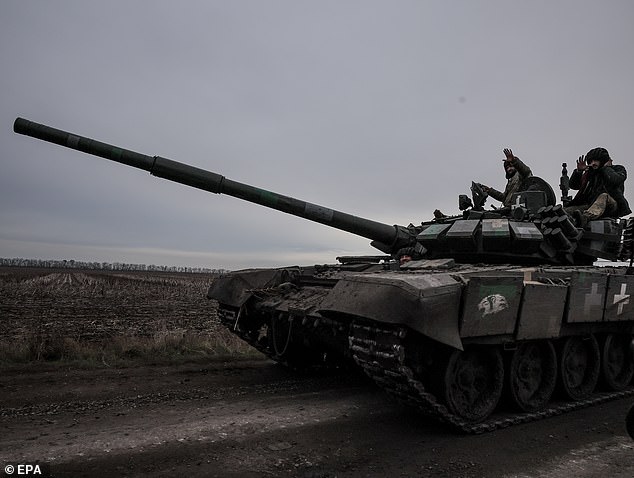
left=503, top=148, right=515, bottom=164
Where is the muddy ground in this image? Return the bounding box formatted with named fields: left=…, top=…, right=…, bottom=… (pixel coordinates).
left=2, top=359, right=634, bottom=478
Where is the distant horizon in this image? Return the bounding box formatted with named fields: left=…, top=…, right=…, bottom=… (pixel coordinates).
left=0, top=257, right=229, bottom=273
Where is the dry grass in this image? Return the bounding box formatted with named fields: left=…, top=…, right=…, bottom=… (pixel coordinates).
left=0, top=329, right=263, bottom=368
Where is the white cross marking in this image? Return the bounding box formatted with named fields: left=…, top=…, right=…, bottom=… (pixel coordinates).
left=584, top=283, right=603, bottom=315
left=613, top=283, right=630, bottom=315
left=513, top=195, right=525, bottom=210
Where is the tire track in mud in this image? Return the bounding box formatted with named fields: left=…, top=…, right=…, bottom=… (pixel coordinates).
left=1, top=364, right=380, bottom=469
left=1, top=374, right=368, bottom=419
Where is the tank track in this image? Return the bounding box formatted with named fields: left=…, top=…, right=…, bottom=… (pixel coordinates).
left=349, top=321, right=634, bottom=434
left=218, top=306, right=271, bottom=357
left=217, top=305, right=350, bottom=368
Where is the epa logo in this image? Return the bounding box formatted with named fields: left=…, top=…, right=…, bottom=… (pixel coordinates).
left=4, top=464, right=45, bottom=476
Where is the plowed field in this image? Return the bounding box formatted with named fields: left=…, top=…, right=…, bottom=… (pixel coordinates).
left=0, top=267, right=219, bottom=343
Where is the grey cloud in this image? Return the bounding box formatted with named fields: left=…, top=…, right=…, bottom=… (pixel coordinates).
left=2, top=1, right=634, bottom=269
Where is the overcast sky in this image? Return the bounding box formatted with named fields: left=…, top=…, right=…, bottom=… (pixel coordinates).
left=1, top=1, right=633, bottom=270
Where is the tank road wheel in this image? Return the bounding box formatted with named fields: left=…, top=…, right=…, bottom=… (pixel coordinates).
left=507, top=340, right=557, bottom=412
left=558, top=335, right=600, bottom=400
left=442, top=346, right=504, bottom=423
left=601, top=334, right=634, bottom=391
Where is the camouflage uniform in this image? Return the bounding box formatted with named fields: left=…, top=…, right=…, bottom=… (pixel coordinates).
left=487, top=156, right=532, bottom=207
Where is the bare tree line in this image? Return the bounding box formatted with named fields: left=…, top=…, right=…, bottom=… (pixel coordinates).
left=0, top=257, right=228, bottom=274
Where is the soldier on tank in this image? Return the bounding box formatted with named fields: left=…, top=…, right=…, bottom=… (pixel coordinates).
left=480, top=148, right=533, bottom=207
left=564, top=147, right=631, bottom=227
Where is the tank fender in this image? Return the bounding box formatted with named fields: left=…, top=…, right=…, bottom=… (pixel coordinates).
left=207, top=268, right=298, bottom=307
left=318, top=273, right=464, bottom=350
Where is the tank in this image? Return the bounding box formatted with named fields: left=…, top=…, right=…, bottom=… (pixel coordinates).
left=14, top=117, right=634, bottom=433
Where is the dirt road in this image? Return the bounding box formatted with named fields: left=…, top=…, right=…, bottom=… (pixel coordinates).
left=2, top=360, right=633, bottom=477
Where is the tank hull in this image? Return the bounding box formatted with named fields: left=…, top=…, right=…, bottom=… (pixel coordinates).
left=209, top=261, right=634, bottom=432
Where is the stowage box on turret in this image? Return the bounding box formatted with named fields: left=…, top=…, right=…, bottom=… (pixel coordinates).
left=14, top=117, right=634, bottom=433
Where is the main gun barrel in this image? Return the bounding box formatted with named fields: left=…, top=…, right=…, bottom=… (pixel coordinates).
left=14, top=117, right=409, bottom=251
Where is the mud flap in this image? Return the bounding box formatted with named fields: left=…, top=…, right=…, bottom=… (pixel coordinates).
left=319, top=273, right=464, bottom=350
left=207, top=268, right=297, bottom=307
